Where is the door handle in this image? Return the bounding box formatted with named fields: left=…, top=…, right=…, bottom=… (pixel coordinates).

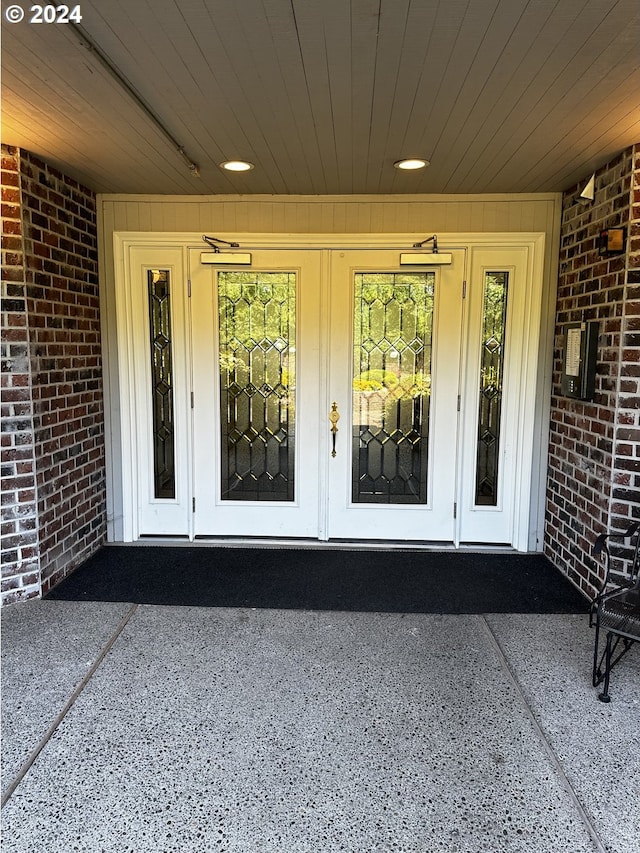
left=328, top=402, right=340, bottom=457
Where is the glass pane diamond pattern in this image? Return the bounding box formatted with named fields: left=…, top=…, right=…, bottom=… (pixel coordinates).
left=147, top=269, right=175, bottom=499
left=352, top=272, right=435, bottom=504
left=475, top=271, right=509, bottom=506
left=218, top=271, right=296, bottom=501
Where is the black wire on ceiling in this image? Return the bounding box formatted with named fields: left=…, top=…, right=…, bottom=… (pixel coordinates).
left=69, top=22, right=200, bottom=178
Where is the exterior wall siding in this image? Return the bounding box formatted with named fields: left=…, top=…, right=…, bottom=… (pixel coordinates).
left=100, top=194, right=559, bottom=234
left=545, top=146, right=640, bottom=596
left=0, top=145, right=107, bottom=604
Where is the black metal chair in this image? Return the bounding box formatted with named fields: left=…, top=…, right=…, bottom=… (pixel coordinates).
left=590, top=521, right=640, bottom=702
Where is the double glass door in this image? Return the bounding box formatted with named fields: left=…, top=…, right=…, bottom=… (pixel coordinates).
left=190, top=248, right=463, bottom=541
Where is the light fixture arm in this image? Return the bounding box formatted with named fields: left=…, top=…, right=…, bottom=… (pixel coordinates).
left=412, top=235, right=439, bottom=252
left=202, top=235, right=241, bottom=252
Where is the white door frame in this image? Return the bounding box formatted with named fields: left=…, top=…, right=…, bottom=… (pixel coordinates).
left=111, top=231, right=545, bottom=548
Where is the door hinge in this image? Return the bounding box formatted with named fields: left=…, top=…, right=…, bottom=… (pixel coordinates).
left=462, top=280, right=467, bottom=298
left=192, top=497, right=196, bottom=512
left=453, top=502, right=457, bottom=519
left=191, top=391, right=194, bottom=409
left=457, top=395, right=461, bottom=412
left=188, top=279, right=192, bottom=297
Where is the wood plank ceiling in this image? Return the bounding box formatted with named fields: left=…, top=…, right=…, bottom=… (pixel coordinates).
left=2, top=0, right=639, bottom=195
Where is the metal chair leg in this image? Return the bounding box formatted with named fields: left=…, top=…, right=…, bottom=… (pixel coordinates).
left=598, top=632, right=613, bottom=703
left=592, top=618, right=601, bottom=687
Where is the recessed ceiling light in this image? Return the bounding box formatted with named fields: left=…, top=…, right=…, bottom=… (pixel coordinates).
left=220, top=160, right=254, bottom=172
left=394, top=158, right=430, bottom=170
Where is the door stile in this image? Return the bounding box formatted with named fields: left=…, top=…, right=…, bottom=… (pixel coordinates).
left=185, top=247, right=197, bottom=542
left=511, top=242, right=545, bottom=551
left=317, top=248, right=332, bottom=541
left=427, top=251, right=465, bottom=542
left=451, top=251, right=470, bottom=550
left=117, top=243, right=138, bottom=542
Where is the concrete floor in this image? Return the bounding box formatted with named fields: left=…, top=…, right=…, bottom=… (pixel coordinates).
left=1, top=600, right=638, bottom=852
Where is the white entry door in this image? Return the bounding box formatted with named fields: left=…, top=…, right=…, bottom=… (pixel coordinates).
left=326, top=249, right=464, bottom=541
left=190, top=249, right=324, bottom=538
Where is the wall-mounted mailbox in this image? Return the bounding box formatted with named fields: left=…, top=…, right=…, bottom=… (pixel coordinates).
left=561, top=321, right=599, bottom=401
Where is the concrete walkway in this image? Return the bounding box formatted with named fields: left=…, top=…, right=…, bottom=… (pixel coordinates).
left=1, top=600, right=639, bottom=852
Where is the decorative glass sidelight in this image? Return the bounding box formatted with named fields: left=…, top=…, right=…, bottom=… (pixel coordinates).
left=218, top=271, right=296, bottom=501
left=475, top=271, right=509, bottom=505
left=147, top=269, right=176, bottom=499
left=352, top=272, right=434, bottom=504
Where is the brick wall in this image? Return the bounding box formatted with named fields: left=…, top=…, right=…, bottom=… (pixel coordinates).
left=545, top=145, right=640, bottom=597
left=1, top=147, right=41, bottom=603
left=0, top=145, right=106, bottom=604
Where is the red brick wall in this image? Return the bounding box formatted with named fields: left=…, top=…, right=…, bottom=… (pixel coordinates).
left=545, top=146, right=640, bottom=596
left=0, top=145, right=106, bottom=604
left=1, top=146, right=41, bottom=603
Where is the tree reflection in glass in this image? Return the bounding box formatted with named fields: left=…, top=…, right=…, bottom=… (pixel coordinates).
left=475, top=272, right=509, bottom=506
left=352, top=273, right=434, bottom=504
left=218, top=271, right=296, bottom=501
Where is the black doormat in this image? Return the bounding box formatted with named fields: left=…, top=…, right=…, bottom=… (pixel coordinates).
left=45, top=545, right=588, bottom=614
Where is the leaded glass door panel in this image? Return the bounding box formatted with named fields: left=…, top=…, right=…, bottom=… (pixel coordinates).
left=125, top=246, right=192, bottom=538
left=457, top=245, right=537, bottom=548
left=327, top=250, right=465, bottom=541
left=190, top=249, right=323, bottom=538
left=217, top=271, right=296, bottom=502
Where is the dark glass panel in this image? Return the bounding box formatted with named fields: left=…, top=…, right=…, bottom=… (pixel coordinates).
left=352, top=272, right=434, bottom=504
left=218, top=271, right=296, bottom=501
left=147, top=269, right=175, bottom=499
left=475, top=271, right=509, bottom=506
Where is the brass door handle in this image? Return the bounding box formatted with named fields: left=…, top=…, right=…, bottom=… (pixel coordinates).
left=328, top=402, right=340, bottom=457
